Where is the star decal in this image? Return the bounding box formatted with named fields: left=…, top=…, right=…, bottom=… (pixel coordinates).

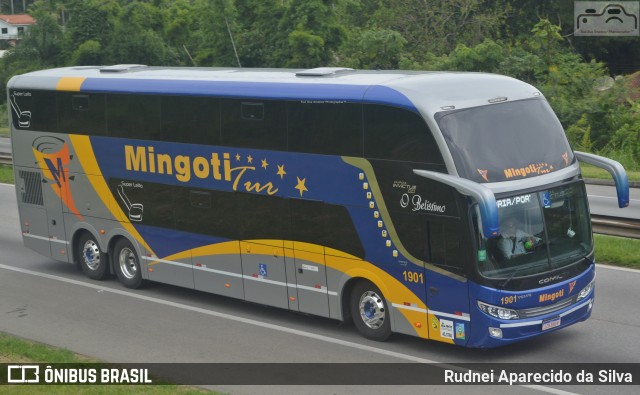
left=235, top=153, right=241, bottom=161
left=277, top=164, right=286, bottom=179
left=294, top=177, right=308, bottom=197
left=261, top=159, right=269, bottom=169
left=247, top=155, right=253, bottom=164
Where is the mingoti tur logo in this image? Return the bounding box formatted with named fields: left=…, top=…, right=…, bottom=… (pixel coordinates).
left=32, top=136, right=84, bottom=220
left=575, top=1, right=639, bottom=36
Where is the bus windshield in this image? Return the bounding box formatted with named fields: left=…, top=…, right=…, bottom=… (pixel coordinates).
left=476, top=182, right=592, bottom=280
left=436, top=98, right=574, bottom=184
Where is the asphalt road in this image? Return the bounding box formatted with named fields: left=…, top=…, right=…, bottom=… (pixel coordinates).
left=586, top=184, right=640, bottom=219
left=0, top=137, right=9, bottom=154
left=0, top=183, right=638, bottom=395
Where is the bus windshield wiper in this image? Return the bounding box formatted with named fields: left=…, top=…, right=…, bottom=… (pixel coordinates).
left=500, top=262, right=548, bottom=289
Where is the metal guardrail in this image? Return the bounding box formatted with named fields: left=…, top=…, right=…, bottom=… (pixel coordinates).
left=0, top=151, right=638, bottom=238
left=0, top=152, right=11, bottom=165
left=591, top=215, right=640, bottom=239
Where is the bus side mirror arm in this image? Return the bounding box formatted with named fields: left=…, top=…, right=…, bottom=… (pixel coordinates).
left=413, top=170, right=500, bottom=238
left=575, top=151, right=629, bottom=208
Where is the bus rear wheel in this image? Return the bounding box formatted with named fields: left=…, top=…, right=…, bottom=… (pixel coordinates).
left=113, top=238, right=144, bottom=289
left=77, top=232, right=109, bottom=280
left=350, top=280, right=392, bottom=341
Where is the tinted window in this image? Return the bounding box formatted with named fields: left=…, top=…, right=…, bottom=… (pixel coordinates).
left=288, top=199, right=326, bottom=247
left=162, top=96, right=220, bottom=145
left=429, top=220, right=465, bottom=275
left=107, top=94, right=161, bottom=140
left=221, top=99, right=286, bottom=151
left=437, top=98, right=573, bottom=183
left=9, top=90, right=58, bottom=132
left=110, top=179, right=174, bottom=228
left=236, top=192, right=288, bottom=240
left=174, top=188, right=239, bottom=240
left=288, top=102, right=362, bottom=156
left=323, top=205, right=365, bottom=259
left=58, top=93, right=106, bottom=136
left=391, top=211, right=429, bottom=261
left=365, top=105, right=443, bottom=164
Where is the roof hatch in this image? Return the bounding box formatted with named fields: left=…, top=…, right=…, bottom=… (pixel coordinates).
left=100, top=64, right=148, bottom=73
left=295, top=67, right=354, bottom=77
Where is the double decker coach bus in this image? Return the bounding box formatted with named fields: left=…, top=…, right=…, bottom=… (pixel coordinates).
left=8, top=65, right=629, bottom=348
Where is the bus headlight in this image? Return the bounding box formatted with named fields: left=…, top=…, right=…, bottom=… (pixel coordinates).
left=477, top=300, right=519, bottom=320
left=575, top=280, right=594, bottom=302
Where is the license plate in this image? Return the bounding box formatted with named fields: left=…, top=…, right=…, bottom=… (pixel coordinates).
left=542, top=317, right=561, bottom=331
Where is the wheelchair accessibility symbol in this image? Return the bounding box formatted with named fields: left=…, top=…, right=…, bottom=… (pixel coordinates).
left=259, top=263, right=268, bottom=277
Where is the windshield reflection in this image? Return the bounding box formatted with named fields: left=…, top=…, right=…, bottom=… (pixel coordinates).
left=476, top=183, right=592, bottom=280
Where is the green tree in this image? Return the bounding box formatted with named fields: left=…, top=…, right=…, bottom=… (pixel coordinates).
left=276, top=0, right=345, bottom=67
left=106, top=1, right=178, bottom=65
left=192, top=0, right=241, bottom=66
left=64, top=0, right=119, bottom=50
left=234, top=0, right=286, bottom=67
left=70, top=39, right=103, bottom=65
left=338, top=28, right=407, bottom=69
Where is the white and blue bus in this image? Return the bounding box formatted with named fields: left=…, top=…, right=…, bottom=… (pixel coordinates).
left=9, top=65, right=629, bottom=347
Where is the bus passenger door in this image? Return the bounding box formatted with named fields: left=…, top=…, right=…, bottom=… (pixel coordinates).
left=425, top=222, right=470, bottom=346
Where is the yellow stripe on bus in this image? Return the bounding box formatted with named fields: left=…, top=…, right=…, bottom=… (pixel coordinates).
left=56, top=77, right=86, bottom=92
left=157, top=238, right=431, bottom=339
left=69, top=134, right=155, bottom=256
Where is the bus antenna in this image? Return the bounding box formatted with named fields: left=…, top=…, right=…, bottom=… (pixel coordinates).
left=219, top=0, right=241, bottom=68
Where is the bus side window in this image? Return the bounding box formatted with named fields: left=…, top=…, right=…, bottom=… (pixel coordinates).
left=389, top=211, right=429, bottom=262
left=161, top=96, right=220, bottom=145
left=221, top=99, right=286, bottom=151
left=288, top=102, right=363, bottom=157
left=174, top=188, right=239, bottom=241
left=107, top=94, right=161, bottom=140
left=235, top=192, right=288, bottom=241
left=58, top=92, right=106, bottom=136
left=364, top=104, right=444, bottom=165
left=429, top=221, right=465, bottom=275
left=10, top=90, right=58, bottom=132
left=322, top=204, right=365, bottom=259
left=288, top=199, right=327, bottom=247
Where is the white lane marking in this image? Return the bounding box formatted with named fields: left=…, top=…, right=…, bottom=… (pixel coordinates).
left=596, top=263, right=640, bottom=274
left=588, top=194, right=640, bottom=203
left=0, top=262, right=578, bottom=395
left=0, top=183, right=15, bottom=187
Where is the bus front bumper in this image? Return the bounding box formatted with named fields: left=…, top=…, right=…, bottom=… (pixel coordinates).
left=468, top=296, right=594, bottom=348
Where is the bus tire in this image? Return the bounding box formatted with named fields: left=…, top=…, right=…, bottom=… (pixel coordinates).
left=77, top=232, right=109, bottom=281
left=350, top=280, right=392, bottom=341
left=113, top=238, right=144, bottom=289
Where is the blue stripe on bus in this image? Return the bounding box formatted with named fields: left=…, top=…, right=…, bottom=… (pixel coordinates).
left=79, top=78, right=417, bottom=111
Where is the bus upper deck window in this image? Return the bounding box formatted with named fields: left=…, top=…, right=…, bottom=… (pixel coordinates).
left=241, top=102, right=264, bottom=121
left=72, top=95, right=90, bottom=111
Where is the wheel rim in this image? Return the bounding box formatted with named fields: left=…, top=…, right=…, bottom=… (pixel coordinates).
left=81, top=240, right=101, bottom=271
left=118, top=247, right=138, bottom=280
left=358, top=290, right=386, bottom=329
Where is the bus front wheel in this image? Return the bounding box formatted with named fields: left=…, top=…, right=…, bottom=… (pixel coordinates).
left=77, top=232, right=109, bottom=280
left=113, top=238, right=144, bottom=289
left=350, top=280, right=392, bottom=341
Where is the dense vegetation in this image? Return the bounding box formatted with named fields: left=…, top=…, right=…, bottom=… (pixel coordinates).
left=1, top=0, right=639, bottom=169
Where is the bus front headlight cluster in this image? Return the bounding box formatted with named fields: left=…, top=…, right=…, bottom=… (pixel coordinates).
left=576, top=280, right=594, bottom=302
left=477, top=300, right=519, bottom=320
